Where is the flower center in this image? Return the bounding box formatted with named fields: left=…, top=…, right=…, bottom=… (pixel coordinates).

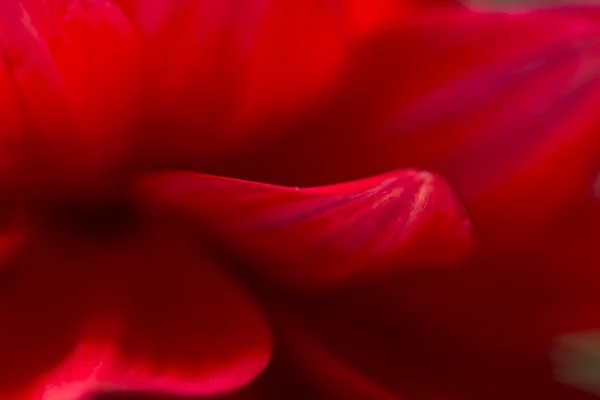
left=43, top=196, right=142, bottom=242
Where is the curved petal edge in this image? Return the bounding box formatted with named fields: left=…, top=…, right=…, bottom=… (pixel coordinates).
left=138, top=169, right=474, bottom=290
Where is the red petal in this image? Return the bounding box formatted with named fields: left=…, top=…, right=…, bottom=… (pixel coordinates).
left=91, top=353, right=311, bottom=400
left=222, top=10, right=600, bottom=251
left=276, top=316, right=406, bottom=400
left=229, top=0, right=346, bottom=137
left=298, top=200, right=597, bottom=400
left=0, top=238, right=94, bottom=399
left=0, top=225, right=272, bottom=399
left=0, top=0, right=141, bottom=198
left=138, top=169, right=473, bottom=290
left=97, top=230, right=273, bottom=397
left=333, top=0, right=461, bottom=39
left=117, top=0, right=462, bottom=170
left=116, top=0, right=347, bottom=169
left=537, top=198, right=600, bottom=314
left=267, top=254, right=600, bottom=400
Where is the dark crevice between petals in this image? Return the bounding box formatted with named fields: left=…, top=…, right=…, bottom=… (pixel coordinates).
left=39, top=195, right=143, bottom=242
left=47, top=198, right=142, bottom=241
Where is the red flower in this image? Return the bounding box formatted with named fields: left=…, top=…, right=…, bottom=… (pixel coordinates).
left=0, top=1, right=598, bottom=400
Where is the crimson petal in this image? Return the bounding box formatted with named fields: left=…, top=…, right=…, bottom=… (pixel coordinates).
left=334, top=0, right=462, bottom=39
left=116, top=0, right=460, bottom=170
left=0, top=237, right=96, bottom=399
left=139, top=169, right=473, bottom=290
left=91, top=353, right=311, bottom=400
left=0, top=225, right=272, bottom=399
left=223, top=10, right=600, bottom=253
left=0, top=0, right=141, bottom=198
left=97, top=230, right=273, bottom=398
left=274, top=313, right=456, bottom=400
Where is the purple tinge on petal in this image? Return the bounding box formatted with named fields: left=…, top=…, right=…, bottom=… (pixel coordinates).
left=138, top=169, right=474, bottom=290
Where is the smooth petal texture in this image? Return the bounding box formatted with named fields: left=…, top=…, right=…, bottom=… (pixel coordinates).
left=91, top=353, right=311, bottom=400
left=263, top=194, right=600, bottom=400
left=96, top=229, right=273, bottom=398
left=535, top=198, right=600, bottom=333
left=115, top=0, right=346, bottom=169
left=332, top=0, right=461, bottom=39
left=275, top=309, right=499, bottom=400
left=0, top=222, right=272, bottom=399
left=0, top=237, right=97, bottom=399
left=222, top=10, right=600, bottom=251
left=0, top=0, right=141, bottom=198
left=275, top=316, right=406, bottom=400
left=270, top=259, right=600, bottom=400
left=115, top=0, right=462, bottom=170
left=229, top=0, right=345, bottom=137
left=138, top=169, right=473, bottom=290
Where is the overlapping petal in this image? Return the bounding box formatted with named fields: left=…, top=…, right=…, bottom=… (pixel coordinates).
left=0, top=237, right=101, bottom=399
left=0, top=222, right=272, bottom=399
left=113, top=0, right=347, bottom=169
left=332, top=0, right=462, bottom=39
left=266, top=256, right=600, bottom=400
left=0, top=0, right=141, bottom=198
left=2, top=2, right=599, bottom=400
left=221, top=10, right=600, bottom=251
left=114, top=0, right=465, bottom=171
left=275, top=316, right=405, bottom=400
left=138, top=169, right=473, bottom=290
left=536, top=196, right=600, bottom=319
left=91, top=353, right=311, bottom=400
left=462, top=0, right=600, bottom=12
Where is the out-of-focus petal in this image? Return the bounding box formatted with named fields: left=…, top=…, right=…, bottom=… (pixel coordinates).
left=117, top=0, right=462, bottom=170
left=0, top=210, right=26, bottom=267
left=115, top=0, right=470, bottom=172
left=537, top=197, right=600, bottom=326
left=264, top=192, right=600, bottom=399
left=138, top=169, right=473, bottom=290
left=331, top=0, right=461, bottom=39
left=229, top=1, right=346, bottom=138
left=275, top=309, right=508, bottom=400
left=0, top=224, right=272, bottom=399
left=267, top=253, right=600, bottom=400
left=114, top=0, right=346, bottom=169
left=544, top=201, right=600, bottom=395
left=223, top=10, right=600, bottom=251
left=0, top=237, right=96, bottom=399
left=92, top=353, right=310, bottom=400
left=0, top=0, right=141, bottom=198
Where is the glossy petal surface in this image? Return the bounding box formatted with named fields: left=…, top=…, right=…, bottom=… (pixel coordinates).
left=139, top=169, right=473, bottom=290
